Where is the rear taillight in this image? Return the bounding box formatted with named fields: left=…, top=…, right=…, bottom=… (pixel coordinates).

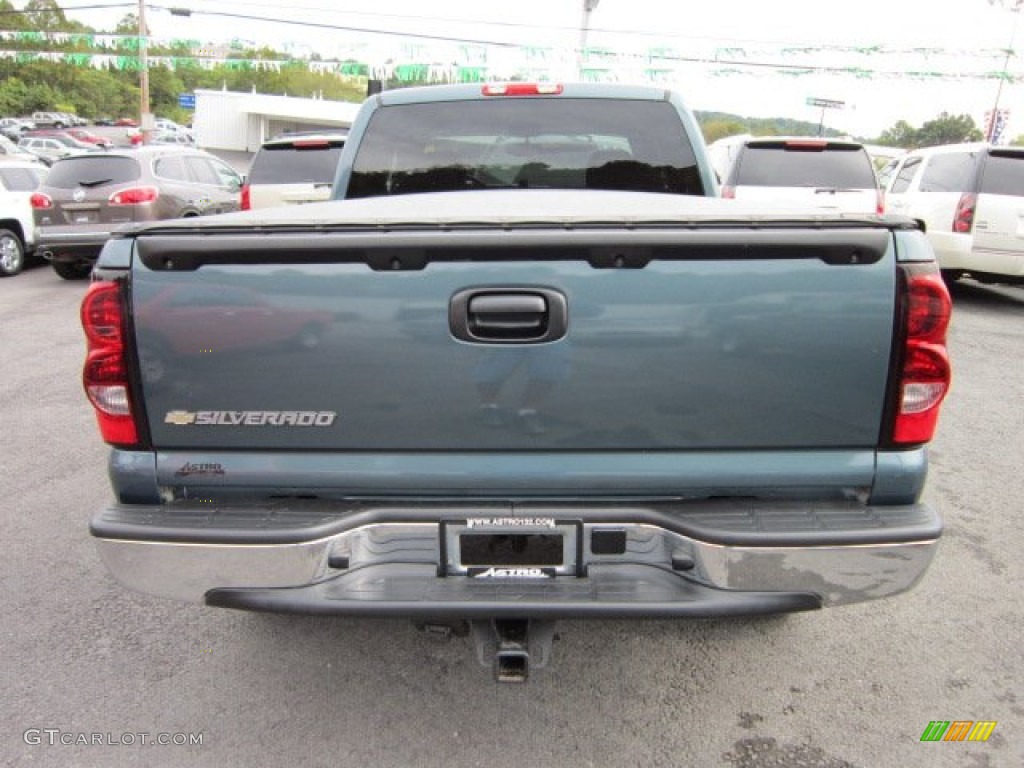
left=890, top=267, right=952, bottom=446
left=876, top=188, right=886, bottom=214
left=953, top=193, right=976, bottom=233
left=81, top=281, right=139, bottom=446
left=240, top=183, right=251, bottom=211
left=721, top=185, right=735, bottom=199
left=109, top=186, right=159, bottom=206
left=30, top=192, right=52, bottom=209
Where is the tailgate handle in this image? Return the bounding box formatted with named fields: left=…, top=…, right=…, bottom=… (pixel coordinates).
left=451, top=289, right=568, bottom=344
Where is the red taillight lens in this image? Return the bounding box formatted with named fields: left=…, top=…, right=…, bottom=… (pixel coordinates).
left=876, top=189, right=886, bottom=214
left=482, top=83, right=563, bottom=96
left=240, top=183, right=251, bottom=211
left=109, top=186, right=159, bottom=206
left=81, top=281, right=139, bottom=447
left=30, top=192, right=52, bottom=209
left=906, top=273, right=951, bottom=342
left=721, top=185, right=735, bottom=199
left=953, top=193, right=976, bottom=233
left=891, top=268, right=952, bottom=446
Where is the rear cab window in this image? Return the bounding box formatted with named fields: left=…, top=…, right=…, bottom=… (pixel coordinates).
left=730, top=141, right=877, bottom=189
left=346, top=98, right=705, bottom=198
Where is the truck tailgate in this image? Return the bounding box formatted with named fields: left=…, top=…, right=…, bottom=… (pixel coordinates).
left=129, top=204, right=896, bottom=458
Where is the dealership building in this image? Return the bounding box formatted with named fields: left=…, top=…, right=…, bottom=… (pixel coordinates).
left=192, top=89, right=361, bottom=154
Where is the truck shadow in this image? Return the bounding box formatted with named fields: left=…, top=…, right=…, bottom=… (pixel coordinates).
left=946, top=280, right=1024, bottom=312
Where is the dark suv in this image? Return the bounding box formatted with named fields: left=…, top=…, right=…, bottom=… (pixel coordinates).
left=32, top=146, right=242, bottom=279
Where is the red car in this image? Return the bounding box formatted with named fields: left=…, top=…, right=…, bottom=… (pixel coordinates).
left=64, top=128, right=113, bottom=148
left=114, top=117, right=139, bottom=127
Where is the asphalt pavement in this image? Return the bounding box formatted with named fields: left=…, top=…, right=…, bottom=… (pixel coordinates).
left=0, top=264, right=1021, bottom=768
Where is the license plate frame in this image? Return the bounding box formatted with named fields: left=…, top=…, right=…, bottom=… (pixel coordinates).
left=440, top=517, right=583, bottom=577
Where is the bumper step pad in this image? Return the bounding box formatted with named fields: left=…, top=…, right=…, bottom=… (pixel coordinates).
left=206, top=562, right=821, bottom=619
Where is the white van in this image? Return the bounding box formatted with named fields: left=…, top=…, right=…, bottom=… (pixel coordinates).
left=881, top=143, right=1024, bottom=284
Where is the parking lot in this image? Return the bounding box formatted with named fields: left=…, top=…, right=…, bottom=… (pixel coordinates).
left=1, top=263, right=1021, bottom=768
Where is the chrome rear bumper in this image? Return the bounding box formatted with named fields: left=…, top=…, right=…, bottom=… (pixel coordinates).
left=92, top=500, right=940, bottom=614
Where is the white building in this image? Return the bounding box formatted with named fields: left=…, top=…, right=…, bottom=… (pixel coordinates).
left=192, top=90, right=362, bottom=153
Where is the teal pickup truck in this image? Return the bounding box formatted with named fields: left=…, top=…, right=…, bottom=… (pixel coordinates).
left=83, top=83, right=952, bottom=681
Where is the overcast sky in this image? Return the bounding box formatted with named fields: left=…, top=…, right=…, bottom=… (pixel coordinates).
left=47, top=0, right=1024, bottom=138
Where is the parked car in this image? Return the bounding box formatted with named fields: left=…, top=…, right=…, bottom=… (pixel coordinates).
left=0, top=117, right=35, bottom=140
left=64, top=128, right=113, bottom=148
left=154, top=118, right=185, bottom=134
left=26, top=128, right=112, bottom=148
left=242, top=131, right=347, bottom=210
left=17, top=136, right=93, bottom=165
left=721, top=137, right=883, bottom=214
left=148, top=130, right=196, bottom=147
left=0, top=134, right=44, bottom=164
left=134, top=285, right=334, bottom=385
left=32, top=146, right=244, bottom=279
left=0, top=160, right=48, bottom=276
left=31, top=111, right=73, bottom=128
left=881, top=142, right=1024, bottom=285
left=114, top=117, right=138, bottom=127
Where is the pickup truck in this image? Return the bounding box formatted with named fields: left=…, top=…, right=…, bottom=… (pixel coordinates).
left=83, top=83, right=952, bottom=681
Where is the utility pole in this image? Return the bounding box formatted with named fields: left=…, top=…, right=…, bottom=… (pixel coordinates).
left=138, top=0, right=152, bottom=141
left=987, top=0, right=1022, bottom=143
left=577, top=0, right=600, bottom=81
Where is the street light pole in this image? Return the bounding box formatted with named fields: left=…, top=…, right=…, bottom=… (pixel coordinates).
left=577, top=0, right=600, bottom=81
left=138, top=0, right=151, bottom=141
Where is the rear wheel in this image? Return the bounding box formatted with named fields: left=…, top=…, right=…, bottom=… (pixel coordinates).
left=52, top=261, right=92, bottom=280
left=0, top=229, right=25, bottom=277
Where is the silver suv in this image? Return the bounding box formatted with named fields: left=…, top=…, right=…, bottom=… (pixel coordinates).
left=242, top=131, right=347, bottom=210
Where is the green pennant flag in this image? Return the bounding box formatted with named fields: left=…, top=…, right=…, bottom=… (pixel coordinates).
left=456, top=66, right=485, bottom=82
left=395, top=64, right=428, bottom=81
left=340, top=61, right=369, bottom=76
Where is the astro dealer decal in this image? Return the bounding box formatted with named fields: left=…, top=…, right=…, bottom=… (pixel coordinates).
left=164, top=410, right=337, bottom=427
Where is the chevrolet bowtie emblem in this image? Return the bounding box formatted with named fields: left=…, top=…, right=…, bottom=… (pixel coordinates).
left=164, top=410, right=197, bottom=426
